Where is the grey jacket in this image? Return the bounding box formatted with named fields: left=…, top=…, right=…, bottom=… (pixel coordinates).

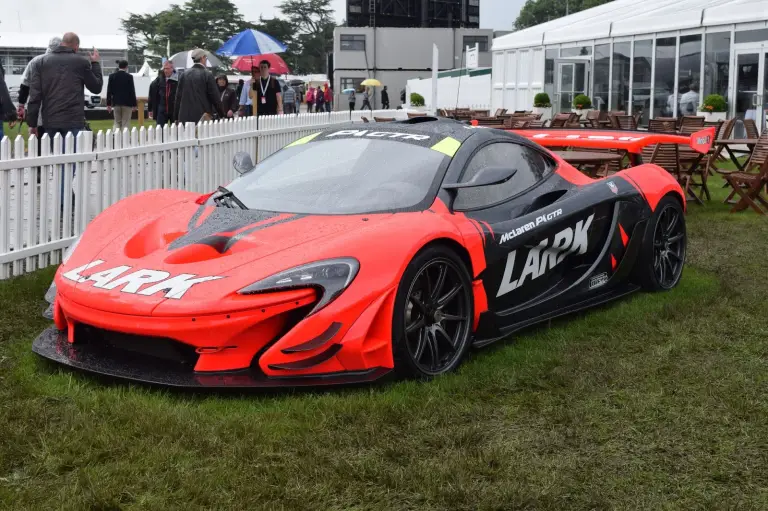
left=173, top=64, right=224, bottom=124
left=27, top=46, right=103, bottom=129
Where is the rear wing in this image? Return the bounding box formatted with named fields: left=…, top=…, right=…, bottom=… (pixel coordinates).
left=510, top=128, right=715, bottom=155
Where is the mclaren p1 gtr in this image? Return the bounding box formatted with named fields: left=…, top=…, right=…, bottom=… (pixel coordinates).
left=32, top=117, right=713, bottom=387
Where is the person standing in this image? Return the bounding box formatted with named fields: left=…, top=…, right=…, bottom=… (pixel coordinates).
left=27, top=32, right=103, bottom=143
left=323, top=84, right=333, bottom=112
left=147, top=61, right=178, bottom=127
left=361, top=88, right=372, bottom=111
left=238, top=66, right=258, bottom=117
left=305, top=86, right=315, bottom=113
left=282, top=84, right=296, bottom=115
left=381, top=86, right=390, bottom=109
left=216, top=75, right=237, bottom=119
left=106, top=59, right=137, bottom=131
left=348, top=89, right=356, bottom=112
left=26, top=32, right=102, bottom=205
left=174, top=49, right=224, bottom=124
left=249, top=59, right=282, bottom=117
left=16, top=36, right=61, bottom=148
left=314, top=86, right=325, bottom=113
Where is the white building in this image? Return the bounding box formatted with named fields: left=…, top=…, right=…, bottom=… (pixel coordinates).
left=0, top=32, right=128, bottom=85
left=333, top=26, right=494, bottom=109
left=491, top=0, right=768, bottom=133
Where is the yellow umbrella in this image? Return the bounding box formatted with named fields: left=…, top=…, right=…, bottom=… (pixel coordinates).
left=360, top=78, right=382, bottom=87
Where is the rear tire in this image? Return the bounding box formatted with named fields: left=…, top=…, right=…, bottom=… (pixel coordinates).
left=634, top=195, right=687, bottom=291
left=392, top=246, right=474, bottom=379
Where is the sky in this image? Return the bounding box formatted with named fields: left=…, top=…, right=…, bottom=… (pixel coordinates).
left=7, top=0, right=524, bottom=35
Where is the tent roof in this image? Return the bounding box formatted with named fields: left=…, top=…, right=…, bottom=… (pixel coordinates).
left=0, top=32, right=128, bottom=50
left=493, top=0, right=768, bottom=51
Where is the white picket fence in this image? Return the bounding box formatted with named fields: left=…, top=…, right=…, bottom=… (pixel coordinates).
left=0, top=109, right=410, bottom=279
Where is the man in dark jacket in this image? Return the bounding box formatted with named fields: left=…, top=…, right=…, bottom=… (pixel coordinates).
left=174, top=49, right=224, bottom=124
left=106, top=59, right=137, bottom=131
left=26, top=32, right=103, bottom=140
left=148, top=60, right=178, bottom=127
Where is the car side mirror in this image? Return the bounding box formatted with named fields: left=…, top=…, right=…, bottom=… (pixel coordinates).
left=233, top=152, right=255, bottom=175
left=442, top=166, right=518, bottom=191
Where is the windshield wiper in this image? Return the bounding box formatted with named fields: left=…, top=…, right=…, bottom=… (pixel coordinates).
left=213, top=186, right=248, bottom=210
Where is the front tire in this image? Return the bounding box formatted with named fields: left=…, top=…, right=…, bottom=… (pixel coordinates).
left=392, top=246, right=474, bottom=379
left=635, top=195, right=687, bottom=291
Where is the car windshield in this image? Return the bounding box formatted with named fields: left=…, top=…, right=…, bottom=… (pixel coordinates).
left=225, top=138, right=448, bottom=214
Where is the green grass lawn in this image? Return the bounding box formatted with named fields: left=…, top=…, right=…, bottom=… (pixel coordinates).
left=1, top=168, right=768, bottom=509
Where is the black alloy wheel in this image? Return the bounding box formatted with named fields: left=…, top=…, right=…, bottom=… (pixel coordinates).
left=652, top=202, right=686, bottom=289
left=635, top=195, right=687, bottom=291
left=394, top=249, right=473, bottom=378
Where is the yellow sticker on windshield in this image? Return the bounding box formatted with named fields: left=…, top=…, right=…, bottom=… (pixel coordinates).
left=430, top=137, right=461, bottom=157
left=286, top=132, right=321, bottom=147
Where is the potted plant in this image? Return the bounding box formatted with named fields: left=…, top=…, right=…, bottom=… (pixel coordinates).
left=409, top=92, right=426, bottom=112
left=699, top=94, right=727, bottom=122
left=572, top=94, right=593, bottom=120
left=533, top=92, right=552, bottom=121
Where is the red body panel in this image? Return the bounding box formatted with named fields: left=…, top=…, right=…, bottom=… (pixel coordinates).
left=52, top=191, right=490, bottom=377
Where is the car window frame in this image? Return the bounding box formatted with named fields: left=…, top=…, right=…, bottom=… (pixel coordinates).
left=220, top=138, right=456, bottom=216
left=451, top=140, right=558, bottom=212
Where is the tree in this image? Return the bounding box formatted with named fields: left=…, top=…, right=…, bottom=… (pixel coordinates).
left=121, top=0, right=254, bottom=67
left=278, top=0, right=334, bottom=74
left=514, top=0, right=614, bottom=30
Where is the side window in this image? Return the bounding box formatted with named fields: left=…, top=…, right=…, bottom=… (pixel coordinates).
left=454, top=142, right=554, bottom=210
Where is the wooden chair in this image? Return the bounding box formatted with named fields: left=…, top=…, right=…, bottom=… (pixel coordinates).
left=474, top=116, right=505, bottom=127
left=614, top=115, right=637, bottom=130
left=743, top=118, right=760, bottom=139
left=361, top=117, right=370, bottom=123
left=493, top=108, right=507, bottom=117
left=723, top=156, right=768, bottom=214
left=549, top=113, right=572, bottom=128
left=649, top=118, right=677, bottom=133
left=719, top=129, right=768, bottom=204
left=703, top=117, right=735, bottom=174
left=373, top=116, right=396, bottom=122
left=679, top=116, right=705, bottom=132
left=407, top=112, right=427, bottom=118
left=507, top=118, right=533, bottom=129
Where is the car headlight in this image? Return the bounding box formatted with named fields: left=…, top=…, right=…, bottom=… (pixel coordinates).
left=238, top=258, right=359, bottom=315
left=45, top=236, right=81, bottom=305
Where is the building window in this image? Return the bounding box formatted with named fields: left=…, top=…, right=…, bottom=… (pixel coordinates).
left=340, top=77, right=364, bottom=93
left=544, top=49, right=558, bottom=101
left=734, top=29, right=768, bottom=45
left=653, top=37, right=677, bottom=119
left=632, top=40, right=652, bottom=126
left=561, top=46, right=591, bottom=57
left=677, top=35, right=702, bottom=116
left=611, top=42, right=631, bottom=112
left=340, top=35, right=366, bottom=51
left=593, top=44, right=610, bottom=112
left=463, top=36, right=488, bottom=52
left=704, top=32, right=730, bottom=102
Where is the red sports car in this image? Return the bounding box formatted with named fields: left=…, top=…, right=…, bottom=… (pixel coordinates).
left=33, top=117, right=714, bottom=387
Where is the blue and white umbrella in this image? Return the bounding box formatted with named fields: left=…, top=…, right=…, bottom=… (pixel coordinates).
left=216, top=29, right=287, bottom=57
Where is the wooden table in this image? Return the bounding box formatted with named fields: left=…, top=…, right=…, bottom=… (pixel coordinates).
left=715, top=138, right=758, bottom=171
left=554, top=150, right=625, bottom=177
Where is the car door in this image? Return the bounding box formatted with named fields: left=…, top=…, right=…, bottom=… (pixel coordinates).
left=452, top=141, right=614, bottom=329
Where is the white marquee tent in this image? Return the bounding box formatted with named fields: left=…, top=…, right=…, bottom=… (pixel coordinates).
left=491, top=0, right=768, bottom=131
